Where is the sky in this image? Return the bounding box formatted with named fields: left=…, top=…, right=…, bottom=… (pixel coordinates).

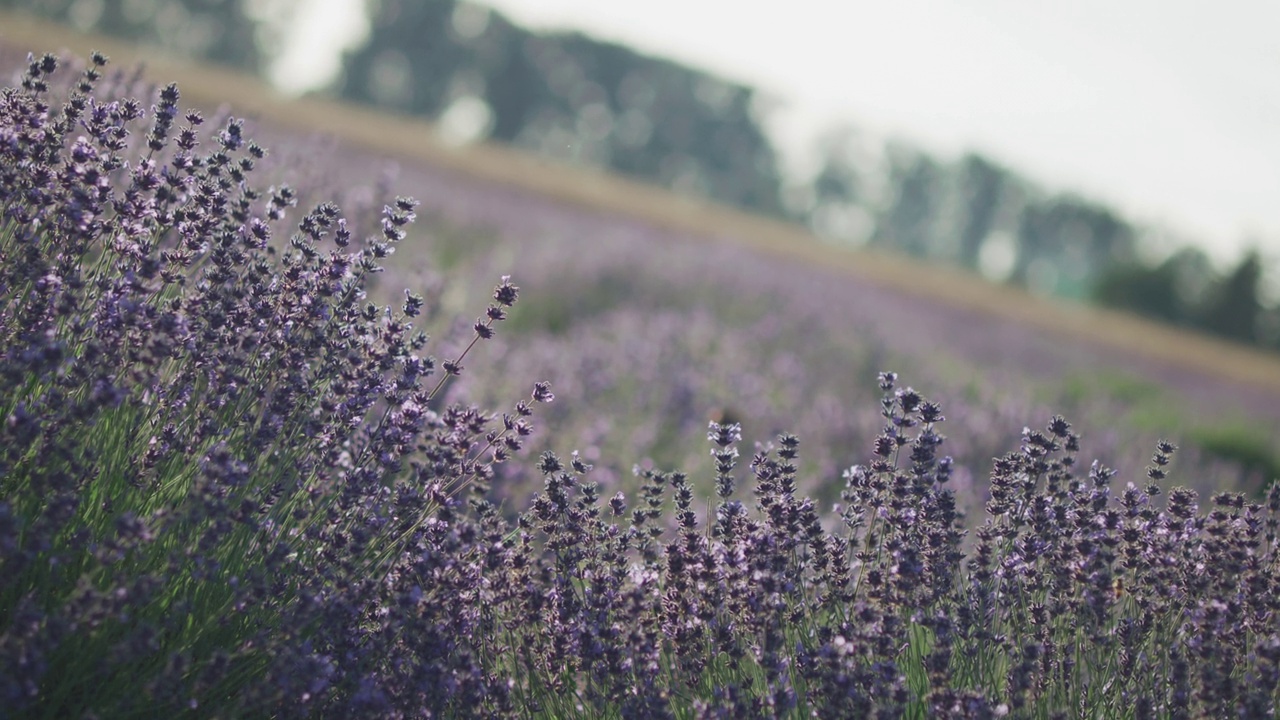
left=274, top=0, right=1280, bottom=264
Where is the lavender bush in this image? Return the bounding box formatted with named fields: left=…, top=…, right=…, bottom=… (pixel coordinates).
left=2, top=51, right=1279, bottom=718
left=0, top=52, right=548, bottom=717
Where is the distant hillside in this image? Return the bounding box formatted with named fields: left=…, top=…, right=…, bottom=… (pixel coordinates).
left=2, top=2, right=1277, bottom=351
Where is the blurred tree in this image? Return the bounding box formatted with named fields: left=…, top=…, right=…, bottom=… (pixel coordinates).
left=802, top=126, right=871, bottom=242
left=339, top=0, right=462, bottom=113
left=1095, top=257, right=1182, bottom=319
left=955, top=153, right=1009, bottom=271
left=1199, top=249, right=1264, bottom=343
left=1093, top=246, right=1214, bottom=325
left=2, top=0, right=268, bottom=71
left=811, top=129, right=862, bottom=206
left=1094, top=260, right=1181, bottom=323
left=872, top=147, right=942, bottom=258
left=340, top=0, right=784, bottom=214
left=1013, top=195, right=1135, bottom=297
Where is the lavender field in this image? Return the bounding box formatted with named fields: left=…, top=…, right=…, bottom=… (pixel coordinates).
left=255, top=118, right=1280, bottom=513
left=3, top=46, right=1280, bottom=718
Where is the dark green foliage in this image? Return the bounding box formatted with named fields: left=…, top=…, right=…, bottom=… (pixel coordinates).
left=1094, top=259, right=1188, bottom=323
left=872, top=146, right=943, bottom=258
left=1013, top=194, right=1136, bottom=297
left=339, top=0, right=785, bottom=214
left=1200, top=249, right=1265, bottom=343
left=1094, top=247, right=1277, bottom=350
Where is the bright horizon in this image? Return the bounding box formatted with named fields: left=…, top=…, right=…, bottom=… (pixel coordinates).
left=275, top=0, right=1280, bottom=267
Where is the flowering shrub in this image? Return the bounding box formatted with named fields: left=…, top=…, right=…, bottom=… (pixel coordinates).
left=2, top=52, right=1279, bottom=718
left=0, top=52, right=547, bottom=717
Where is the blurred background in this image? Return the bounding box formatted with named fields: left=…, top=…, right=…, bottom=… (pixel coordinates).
left=4, top=0, right=1280, bottom=507
left=6, top=0, right=1280, bottom=352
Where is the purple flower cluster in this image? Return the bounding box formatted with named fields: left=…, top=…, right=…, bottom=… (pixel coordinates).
left=0, top=52, right=547, bottom=717
left=3, top=52, right=1279, bottom=718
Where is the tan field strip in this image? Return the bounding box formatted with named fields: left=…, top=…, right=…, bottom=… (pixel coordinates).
left=5, top=10, right=1280, bottom=396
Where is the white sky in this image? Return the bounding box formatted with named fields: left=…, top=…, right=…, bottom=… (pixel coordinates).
left=276, top=0, right=1280, bottom=263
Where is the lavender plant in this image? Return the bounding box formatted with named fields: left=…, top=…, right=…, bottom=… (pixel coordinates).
left=0, top=52, right=548, bottom=717
left=3, top=51, right=1279, bottom=719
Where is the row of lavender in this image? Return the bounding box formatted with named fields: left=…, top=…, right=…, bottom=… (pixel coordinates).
left=2, top=52, right=1278, bottom=718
